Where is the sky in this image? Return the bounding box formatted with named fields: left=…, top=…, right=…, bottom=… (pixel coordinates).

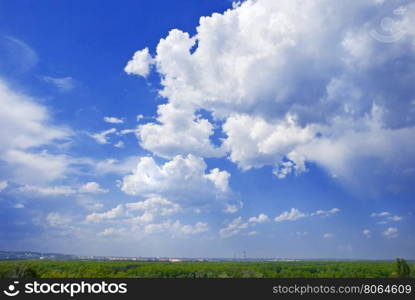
left=0, top=0, right=414, bottom=259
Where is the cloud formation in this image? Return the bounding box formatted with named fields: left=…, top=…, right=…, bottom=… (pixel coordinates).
left=42, top=76, right=75, bottom=92
left=383, top=227, right=398, bottom=238
left=121, top=154, right=231, bottom=207
left=274, top=208, right=306, bottom=222
left=125, top=0, right=415, bottom=190
left=104, top=117, right=124, bottom=124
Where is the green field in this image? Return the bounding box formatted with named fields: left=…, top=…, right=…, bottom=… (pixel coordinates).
left=0, top=260, right=414, bottom=278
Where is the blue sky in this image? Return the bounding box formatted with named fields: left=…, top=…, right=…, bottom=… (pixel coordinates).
left=0, top=0, right=414, bottom=259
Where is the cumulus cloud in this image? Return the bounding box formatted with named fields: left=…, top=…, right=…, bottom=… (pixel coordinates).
left=223, top=114, right=313, bottom=171
left=248, top=213, right=269, bottom=223
left=86, top=205, right=124, bottom=223
left=125, top=0, right=415, bottom=189
left=311, top=208, right=340, bottom=217
left=371, top=211, right=390, bottom=217
left=86, top=196, right=181, bottom=224
left=121, top=154, right=231, bottom=207
left=124, top=47, right=154, bottom=77
left=371, top=211, right=403, bottom=223
left=0, top=80, right=71, bottom=184
left=143, top=220, right=209, bottom=237
left=92, top=157, right=141, bottom=175
left=126, top=196, right=181, bottom=217
left=104, top=117, right=124, bottom=124
left=362, top=229, right=371, bottom=238
left=383, top=227, right=398, bottom=238
left=323, top=233, right=334, bottom=238
left=19, top=185, right=77, bottom=196
left=219, top=217, right=249, bottom=238
left=79, top=182, right=108, bottom=194
left=87, top=196, right=207, bottom=238
left=137, top=104, right=225, bottom=158
left=18, top=181, right=109, bottom=197
left=47, top=212, right=72, bottom=227
left=274, top=208, right=306, bottom=222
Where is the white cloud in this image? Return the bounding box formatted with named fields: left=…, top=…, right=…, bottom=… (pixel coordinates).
left=223, top=203, right=240, bottom=214
left=0, top=180, right=8, bottom=192
left=77, top=196, right=104, bottom=211
left=13, top=203, right=24, bottom=209
left=125, top=0, right=415, bottom=189
left=47, top=212, right=72, bottom=227
left=311, top=208, right=340, bottom=217
left=383, top=227, right=398, bottom=238
left=89, top=128, right=117, bottom=144
left=118, top=129, right=137, bottom=136
left=219, top=217, right=249, bottom=238
left=248, top=213, right=269, bottom=223
left=370, top=212, right=403, bottom=223
left=79, top=182, right=108, bottom=194
left=274, top=208, right=306, bottom=222
left=371, top=211, right=390, bottom=217
left=92, top=209, right=210, bottom=238
left=121, top=154, right=231, bottom=207
left=104, top=117, right=124, bottom=124
left=0, top=80, right=71, bottom=184
left=323, top=233, right=334, bottom=238
left=42, top=76, right=75, bottom=92
left=223, top=114, right=313, bottom=171
left=93, top=157, right=140, bottom=176
left=19, top=185, right=77, bottom=196
left=204, top=167, right=230, bottom=192
left=143, top=220, right=209, bottom=237
left=3, top=150, right=73, bottom=184
left=1, top=36, right=38, bottom=72
left=137, top=104, right=225, bottom=158
left=114, top=141, right=125, bottom=148
left=98, top=227, right=122, bottom=237
left=362, top=229, right=371, bottom=238
left=86, top=196, right=182, bottom=226
left=18, top=182, right=109, bottom=197
left=171, top=221, right=209, bottom=236
left=388, top=215, right=403, bottom=222
left=86, top=204, right=124, bottom=223
left=126, top=196, right=181, bottom=217
left=124, top=47, right=154, bottom=77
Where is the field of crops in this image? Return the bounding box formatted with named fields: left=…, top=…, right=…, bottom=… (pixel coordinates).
left=0, top=260, right=414, bottom=278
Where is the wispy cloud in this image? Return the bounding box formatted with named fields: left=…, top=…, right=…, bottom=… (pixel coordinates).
left=43, top=76, right=75, bottom=92
left=104, top=117, right=124, bottom=124
left=383, top=227, right=398, bottom=238
left=274, top=208, right=306, bottom=222
left=90, top=128, right=117, bottom=144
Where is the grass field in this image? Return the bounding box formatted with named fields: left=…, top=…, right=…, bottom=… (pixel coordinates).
left=1, top=260, right=414, bottom=278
